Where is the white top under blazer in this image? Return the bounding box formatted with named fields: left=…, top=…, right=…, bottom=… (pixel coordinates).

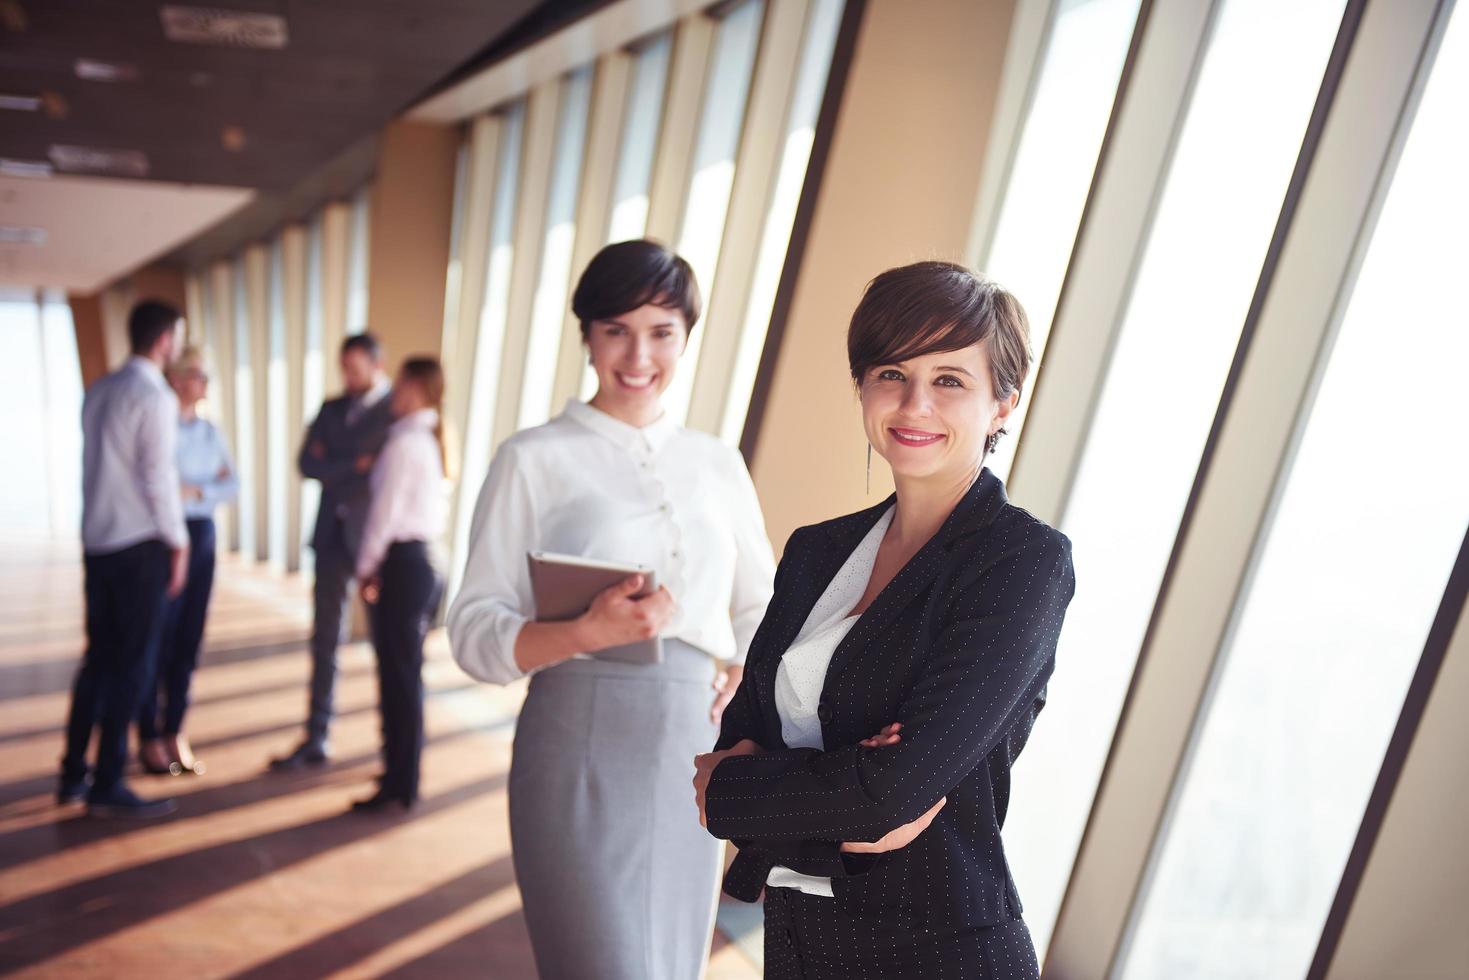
left=447, top=399, right=776, bottom=685
left=766, top=504, right=896, bottom=897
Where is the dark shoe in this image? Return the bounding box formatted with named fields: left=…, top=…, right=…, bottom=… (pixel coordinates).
left=57, top=773, right=90, bottom=805
left=269, top=741, right=331, bottom=771
left=86, top=783, right=177, bottom=820
left=350, top=789, right=413, bottom=814
left=140, top=742, right=181, bottom=776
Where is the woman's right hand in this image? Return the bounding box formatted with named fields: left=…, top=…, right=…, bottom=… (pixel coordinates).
left=840, top=796, right=947, bottom=854
left=577, top=574, right=675, bottom=652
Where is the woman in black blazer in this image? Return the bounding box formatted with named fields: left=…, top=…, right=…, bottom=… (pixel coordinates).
left=694, top=261, right=1076, bottom=978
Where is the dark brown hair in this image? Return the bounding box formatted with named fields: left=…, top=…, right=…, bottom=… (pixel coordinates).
left=128, top=299, right=181, bottom=355
left=399, top=356, right=456, bottom=480
left=341, top=332, right=383, bottom=362
left=847, top=261, right=1033, bottom=453
left=571, top=239, right=701, bottom=339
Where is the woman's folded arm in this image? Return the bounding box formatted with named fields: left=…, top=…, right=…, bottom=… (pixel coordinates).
left=705, top=531, right=1074, bottom=843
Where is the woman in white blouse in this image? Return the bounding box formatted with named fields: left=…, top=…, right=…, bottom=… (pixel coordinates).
left=448, top=240, right=776, bottom=980
left=353, top=357, right=450, bottom=813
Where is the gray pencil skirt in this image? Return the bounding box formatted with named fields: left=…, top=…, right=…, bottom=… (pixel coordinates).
left=508, top=639, right=725, bottom=980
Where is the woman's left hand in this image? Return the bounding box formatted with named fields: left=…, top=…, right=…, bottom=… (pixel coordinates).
left=693, top=738, right=763, bottom=827
left=360, top=575, right=381, bottom=605
left=709, top=664, right=744, bottom=726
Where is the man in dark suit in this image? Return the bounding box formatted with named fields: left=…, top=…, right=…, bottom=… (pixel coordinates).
left=272, top=333, right=393, bottom=769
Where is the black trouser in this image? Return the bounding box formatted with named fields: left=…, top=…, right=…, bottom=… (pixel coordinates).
left=307, top=518, right=356, bottom=746
left=63, top=539, right=171, bottom=793
left=368, top=541, right=443, bottom=802
left=762, top=886, right=1040, bottom=979
left=139, top=518, right=216, bottom=739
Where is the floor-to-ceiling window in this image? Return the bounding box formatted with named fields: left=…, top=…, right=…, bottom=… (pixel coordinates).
left=1000, top=0, right=1349, bottom=956
left=1121, top=6, right=1469, bottom=975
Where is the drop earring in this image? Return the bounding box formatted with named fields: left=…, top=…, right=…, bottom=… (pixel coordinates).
left=866, top=443, right=872, bottom=495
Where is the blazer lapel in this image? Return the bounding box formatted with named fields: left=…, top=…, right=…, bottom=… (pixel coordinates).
left=751, top=497, right=893, bottom=724
left=821, top=468, right=1009, bottom=688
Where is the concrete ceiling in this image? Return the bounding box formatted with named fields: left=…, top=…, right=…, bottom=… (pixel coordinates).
left=0, top=173, right=253, bottom=292
left=0, top=0, right=547, bottom=290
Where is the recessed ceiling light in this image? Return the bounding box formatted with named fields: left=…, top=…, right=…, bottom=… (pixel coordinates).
left=75, top=58, right=140, bottom=82
left=0, top=93, right=39, bottom=111
left=0, top=225, right=47, bottom=246
left=48, top=144, right=149, bottom=178
left=0, top=158, right=53, bottom=178
left=160, top=6, right=288, bottom=49
left=41, top=91, right=67, bottom=119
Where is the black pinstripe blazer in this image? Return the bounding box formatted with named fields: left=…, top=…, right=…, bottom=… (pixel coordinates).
left=705, top=467, right=1075, bottom=933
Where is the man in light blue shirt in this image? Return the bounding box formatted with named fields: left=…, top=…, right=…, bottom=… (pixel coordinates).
left=61, top=299, right=190, bottom=818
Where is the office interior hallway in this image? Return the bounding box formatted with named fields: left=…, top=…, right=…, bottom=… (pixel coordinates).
left=0, top=537, right=759, bottom=979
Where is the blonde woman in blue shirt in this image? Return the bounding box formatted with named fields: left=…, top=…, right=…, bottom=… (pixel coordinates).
left=137, top=346, right=237, bottom=778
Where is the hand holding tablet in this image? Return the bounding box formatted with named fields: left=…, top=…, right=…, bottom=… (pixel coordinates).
left=527, top=551, right=670, bottom=665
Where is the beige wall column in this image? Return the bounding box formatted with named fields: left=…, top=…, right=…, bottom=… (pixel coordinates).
left=441, top=115, right=501, bottom=560
left=643, top=15, right=715, bottom=244
left=1325, top=585, right=1469, bottom=979
left=280, top=225, right=309, bottom=573
left=242, top=244, right=271, bottom=563
left=184, top=272, right=206, bottom=347
left=490, top=80, right=561, bottom=450
left=68, top=293, right=109, bottom=388
left=549, top=50, right=634, bottom=407
left=685, top=0, right=812, bottom=436
left=366, top=120, right=461, bottom=368
left=319, top=202, right=352, bottom=395
left=745, top=0, right=1020, bottom=548
left=208, top=261, right=240, bottom=553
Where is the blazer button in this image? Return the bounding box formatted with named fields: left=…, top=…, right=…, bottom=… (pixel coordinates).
left=817, top=702, right=832, bottom=725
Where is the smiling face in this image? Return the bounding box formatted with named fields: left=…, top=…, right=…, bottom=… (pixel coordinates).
left=585, top=303, right=688, bottom=416
left=859, top=341, right=1017, bottom=485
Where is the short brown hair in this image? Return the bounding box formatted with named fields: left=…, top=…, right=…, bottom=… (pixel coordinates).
left=571, top=239, right=701, bottom=339
left=399, top=356, right=456, bottom=480
left=847, top=261, right=1032, bottom=450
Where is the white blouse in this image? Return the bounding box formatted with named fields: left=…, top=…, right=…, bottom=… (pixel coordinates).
left=355, top=408, right=447, bottom=580
left=766, top=504, right=895, bottom=898
left=447, top=399, right=776, bottom=685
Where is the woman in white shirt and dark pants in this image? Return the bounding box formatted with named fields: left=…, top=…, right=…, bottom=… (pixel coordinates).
left=354, top=357, right=449, bottom=813
left=448, top=241, right=776, bottom=980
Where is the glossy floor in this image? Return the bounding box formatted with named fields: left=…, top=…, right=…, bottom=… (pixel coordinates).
left=0, top=537, right=758, bottom=979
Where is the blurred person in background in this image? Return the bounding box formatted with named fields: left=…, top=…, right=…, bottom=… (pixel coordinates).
left=137, top=345, right=237, bottom=778
left=60, top=299, right=189, bottom=819
left=351, top=357, right=451, bottom=813
left=272, top=333, right=392, bottom=770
